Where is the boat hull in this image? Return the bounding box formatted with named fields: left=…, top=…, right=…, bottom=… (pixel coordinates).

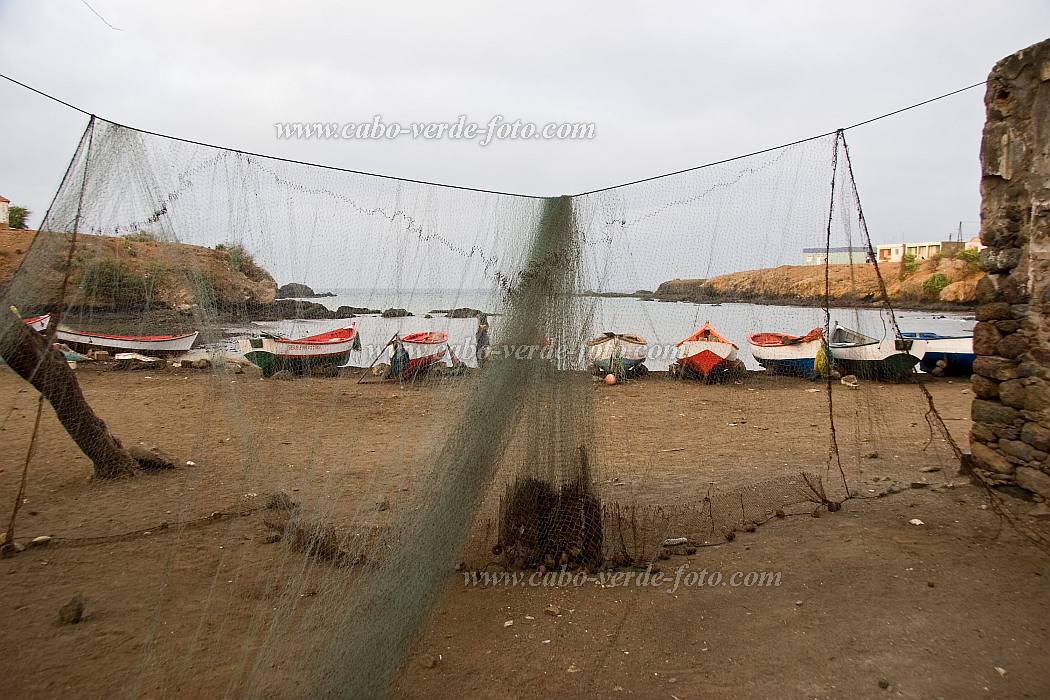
left=674, top=341, right=741, bottom=382
left=241, top=348, right=354, bottom=376
left=831, top=351, right=919, bottom=381
left=388, top=332, right=452, bottom=379
left=55, top=327, right=198, bottom=354
left=900, top=334, right=974, bottom=375
left=239, top=333, right=358, bottom=377
left=587, top=335, right=648, bottom=377
left=748, top=335, right=827, bottom=378
left=23, top=314, right=51, bottom=332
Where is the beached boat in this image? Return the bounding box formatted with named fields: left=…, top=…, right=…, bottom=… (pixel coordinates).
left=54, top=326, right=198, bottom=355
left=239, top=325, right=360, bottom=376
left=672, top=322, right=744, bottom=381
left=388, top=331, right=457, bottom=379
left=748, top=328, right=828, bottom=378
left=23, top=314, right=51, bottom=332
left=828, top=323, right=918, bottom=381
left=900, top=332, right=974, bottom=375
left=586, top=332, right=649, bottom=378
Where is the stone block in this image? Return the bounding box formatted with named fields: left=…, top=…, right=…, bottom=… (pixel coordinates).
left=973, top=356, right=1020, bottom=381
left=1000, top=439, right=1039, bottom=462
left=995, top=319, right=1021, bottom=334
left=972, top=399, right=1020, bottom=425
left=998, top=379, right=1027, bottom=408
left=1016, top=466, right=1050, bottom=499
left=975, top=275, right=1001, bottom=304
left=1025, top=381, right=1050, bottom=411
left=971, top=422, right=998, bottom=443
left=974, top=302, right=1012, bottom=321
left=973, top=322, right=1003, bottom=355
left=971, top=441, right=1015, bottom=475
left=997, top=332, right=1030, bottom=359
left=1021, top=422, right=1050, bottom=452
left=971, top=374, right=1000, bottom=400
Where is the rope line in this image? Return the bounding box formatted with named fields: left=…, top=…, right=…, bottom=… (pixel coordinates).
left=1, top=72, right=985, bottom=198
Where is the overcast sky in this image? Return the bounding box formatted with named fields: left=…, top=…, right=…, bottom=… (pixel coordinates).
left=1, top=1, right=1048, bottom=251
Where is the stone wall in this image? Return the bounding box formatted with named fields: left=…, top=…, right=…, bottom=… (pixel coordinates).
left=970, top=37, right=1050, bottom=500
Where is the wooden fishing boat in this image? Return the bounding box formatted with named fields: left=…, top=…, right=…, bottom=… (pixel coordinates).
left=899, top=332, right=974, bottom=375
left=672, top=322, right=744, bottom=381
left=23, top=313, right=51, bottom=332
left=828, top=323, right=918, bottom=381
left=747, top=328, right=828, bottom=378
left=54, top=326, right=198, bottom=355
left=586, top=332, right=649, bottom=378
left=239, top=324, right=360, bottom=376
left=388, top=331, right=457, bottom=379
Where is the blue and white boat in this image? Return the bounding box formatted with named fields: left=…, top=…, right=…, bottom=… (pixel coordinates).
left=747, top=328, right=827, bottom=378
left=900, top=332, right=974, bottom=376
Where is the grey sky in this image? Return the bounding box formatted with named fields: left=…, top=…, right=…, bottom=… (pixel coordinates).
left=1, top=1, right=1048, bottom=256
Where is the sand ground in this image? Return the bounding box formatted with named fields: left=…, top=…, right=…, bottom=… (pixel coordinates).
left=0, top=365, right=1047, bottom=698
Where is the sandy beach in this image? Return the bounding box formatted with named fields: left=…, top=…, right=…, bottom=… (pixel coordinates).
left=0, top=364, right=1048, bottom=697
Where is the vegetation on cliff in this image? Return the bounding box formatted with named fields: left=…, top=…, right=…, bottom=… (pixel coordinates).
left=654, top=253, right=983, bottom=308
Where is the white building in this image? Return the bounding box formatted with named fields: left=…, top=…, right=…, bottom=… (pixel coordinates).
left=875, top=240, right=964, bottom=263
left=0, top=195, right=9, bottom=229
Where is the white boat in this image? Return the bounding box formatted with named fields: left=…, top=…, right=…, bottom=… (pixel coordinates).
left=828, top=323, right=918, bottom=381
left=586, top=332, right=649, bottom=377
left=54, top=326, right=199, bottom=355
left=23, top=314, right=51, bottom=332
left=747, top=328, right=828, bottom=378
left=239, top=324, right=360, bottom=376
left=899, top=332, right=974, bottom=375
left=672, top=322, right=744, bottom=381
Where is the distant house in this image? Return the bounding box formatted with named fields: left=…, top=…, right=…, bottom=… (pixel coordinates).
left=965, top=235, right=985, bottom=251
left=876, top=240, right=964, bottom=263
left=0, top=195, right=9, bottom=229
left=801, top=246, right=870, bottom=265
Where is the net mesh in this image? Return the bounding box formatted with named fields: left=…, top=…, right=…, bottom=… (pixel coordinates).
left=0, top=118, right=974, bottom=697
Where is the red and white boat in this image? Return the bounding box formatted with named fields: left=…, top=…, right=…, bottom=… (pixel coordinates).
left=23, top=313, right=52, bottom=332
left=387, top=331, right=457, bottom=379
left=55, top=326, right=199, bottom=355
left=239, top=324, right=360, bottom=376
left=672, top=322, right=744, bottom=381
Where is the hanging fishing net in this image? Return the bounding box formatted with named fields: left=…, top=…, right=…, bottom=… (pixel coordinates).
left=0, top=117, right=973, bottom=697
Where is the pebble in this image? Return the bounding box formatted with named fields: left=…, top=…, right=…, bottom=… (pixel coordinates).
left=419, top=654, right=436, bottom=668
left=59, top=594, right=86, bottom=625
left=544, top=604, right=561, bottom=616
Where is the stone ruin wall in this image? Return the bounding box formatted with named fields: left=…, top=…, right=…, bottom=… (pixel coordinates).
left=970, top=37, right=1050, bottom=500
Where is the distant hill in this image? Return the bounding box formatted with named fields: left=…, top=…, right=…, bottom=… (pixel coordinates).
left=654, top=257, right=983, bottom=308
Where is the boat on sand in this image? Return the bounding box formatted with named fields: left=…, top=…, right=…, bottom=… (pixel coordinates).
left=586, top=332, right=649, bottom=378
left=671, top=322, right=745, bottom=382
left=748, top=328, right=827, bottom=378
left=239, top=324, right=360, bottom=376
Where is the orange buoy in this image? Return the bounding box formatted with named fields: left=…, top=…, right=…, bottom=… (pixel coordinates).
left=604, top=373, right=617, bottom=385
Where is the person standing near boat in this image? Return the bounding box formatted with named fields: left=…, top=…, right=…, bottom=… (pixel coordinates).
left=475, top=313, right=490, bottom=368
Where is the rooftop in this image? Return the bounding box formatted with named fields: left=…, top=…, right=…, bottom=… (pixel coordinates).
left=801, top=246, right=868, bottom=254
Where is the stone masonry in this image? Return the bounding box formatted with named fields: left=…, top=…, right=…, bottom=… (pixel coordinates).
left=970, top=37, right=1050, bottom=500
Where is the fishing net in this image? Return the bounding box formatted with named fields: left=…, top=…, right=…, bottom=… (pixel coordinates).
left=0, top=117, right=969, bottom=697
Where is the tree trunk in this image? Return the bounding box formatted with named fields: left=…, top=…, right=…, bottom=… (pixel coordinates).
left=0, top=313, right=137, bottom=478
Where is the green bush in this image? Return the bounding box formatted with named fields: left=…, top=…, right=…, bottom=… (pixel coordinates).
left=902, top=253, right=919, bottom=274
left=122, top=230, right=158, bottom=243
left=955, top=247, right=980, bottom=268
left=79, top=258, right=150, bottom=307
left=922, top=273, right=949, bottom=299
left=215, top=242, right=254, bottom=273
